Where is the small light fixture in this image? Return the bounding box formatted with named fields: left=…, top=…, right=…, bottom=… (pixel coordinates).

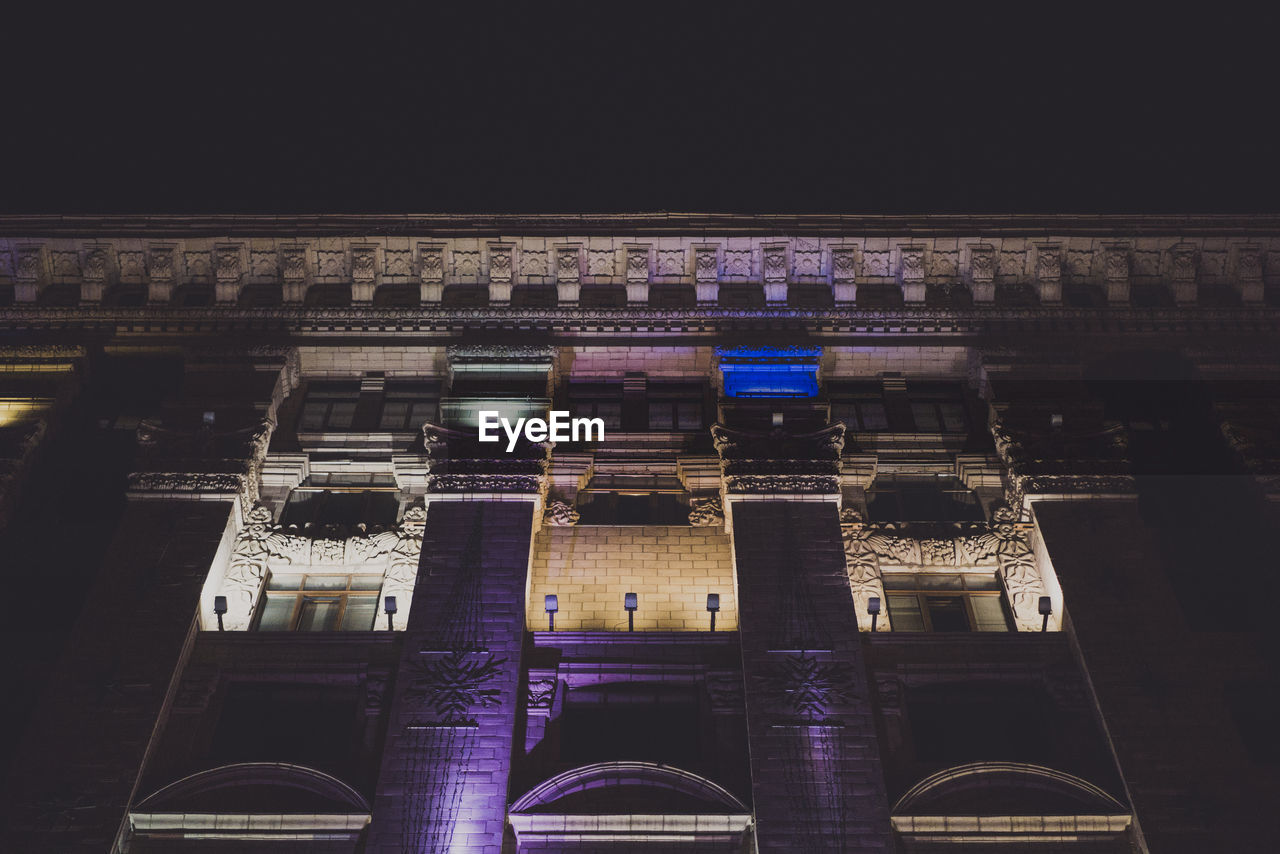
left=706, top=593, right=720, bottom=632
left=545, top=594, right=559, bottom=632
left=1038, top=595, right=1052, bottom=632
left=868, top=595, right=881, bottom=633
left=771, top=411, right=785, bottom=427
left=384, top=595, right=398, bottom=631
left=1050, top=413, right=1063, bottom=430
left=203, top=410, right=217, bottom=426
left=624, top=592, right=638, bottom=632
left=213, top=595, right=227, bottom=631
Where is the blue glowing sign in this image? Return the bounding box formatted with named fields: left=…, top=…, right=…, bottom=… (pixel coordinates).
left=716, top=345, right=822, bottom=398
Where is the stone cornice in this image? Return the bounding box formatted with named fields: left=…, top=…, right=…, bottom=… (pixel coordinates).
left=1, top=304, right=1277, bottom=339
left=5, top=213, right=1280, bottom=238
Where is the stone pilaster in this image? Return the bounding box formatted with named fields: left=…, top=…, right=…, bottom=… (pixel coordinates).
left=714, top=423, right=892, bottom=852
left=368, top=426, right=546, bottom=854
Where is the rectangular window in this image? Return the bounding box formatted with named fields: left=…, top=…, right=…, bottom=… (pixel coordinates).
left=298, top=383, right=360, bottom=431
left=255, top=573, right=383, bottom=631
left=567, top=382, right=623, bottom=430
left=882, top=572, right=1012, bottom=632
left=378, top=382, right=440, bottom=431
left=647, top=383, right=706, bottom=431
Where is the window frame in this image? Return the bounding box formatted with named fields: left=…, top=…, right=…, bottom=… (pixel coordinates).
left=253, top=572, right=383, bottom=632
left=882, top=571, right=1014, bottom=633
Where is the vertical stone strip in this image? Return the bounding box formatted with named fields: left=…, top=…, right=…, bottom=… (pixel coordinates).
left=714, top=422, right=892, bottom=853
left=370, top=424, right=544, bottom=854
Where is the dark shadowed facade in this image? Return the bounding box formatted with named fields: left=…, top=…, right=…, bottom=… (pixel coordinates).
left=1, top=214, right=1278, bottom=853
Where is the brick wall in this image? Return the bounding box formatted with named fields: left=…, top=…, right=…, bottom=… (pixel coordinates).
left=528, top=525, right=736, bottom=632
left=298, top=345, right=448, bottom=378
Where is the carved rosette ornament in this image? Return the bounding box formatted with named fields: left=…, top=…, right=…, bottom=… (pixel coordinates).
left=756, top=652, right=859, bottom=723
left=404, top=651, right=506, bottom=726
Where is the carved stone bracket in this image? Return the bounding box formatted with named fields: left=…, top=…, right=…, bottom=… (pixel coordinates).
left=711, top=422, right=845, bottom=497
left=420, top=422, right=549, bottom=499
left=988, top=411, right=1136, bottom=508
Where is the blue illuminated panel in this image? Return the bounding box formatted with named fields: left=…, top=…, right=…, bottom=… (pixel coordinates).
left=716, top=346, right=822, bottom=398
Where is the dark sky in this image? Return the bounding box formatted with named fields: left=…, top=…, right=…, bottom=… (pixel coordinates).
left=3, top=4, right=1277, bottom=215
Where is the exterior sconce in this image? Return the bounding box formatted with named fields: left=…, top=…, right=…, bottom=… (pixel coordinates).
left=624, top=592, right=638, bottom=632
left=868, top=595, right=881, bottom=633
left=706, top=593, right=720, bottom=632
left=213, top=595, right=227, bottom=631
left=1050, top=413, right=1063, bottom=430
left=384, top=595, right=397, bottom=631
left=1039, top=595, right=1052, bottom=632
left=545, top=594, right=559, bottom=631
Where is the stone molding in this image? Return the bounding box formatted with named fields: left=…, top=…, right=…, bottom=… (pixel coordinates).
left=712, top=422, right=845, bottom=497
left=5, top=232, right=1279, bottom=310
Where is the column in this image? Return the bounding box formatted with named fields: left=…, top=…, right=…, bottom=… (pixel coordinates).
left=714, top=423, right=893, bottom=853
left=368, top=425, right=546, bottom=854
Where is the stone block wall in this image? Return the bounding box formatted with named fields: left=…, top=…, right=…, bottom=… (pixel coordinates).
left=528, top=525, right=736, bottom=632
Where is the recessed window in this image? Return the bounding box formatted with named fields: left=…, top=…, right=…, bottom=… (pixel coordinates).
left=647, top=384, right=705, bottom=431
left=883, top=572, right=1012, bottom=632
left=567, top=381, right=623, bottom=430
left=255, top=572, right=383, bottom=631
left=378, top=382, right=440, bottom=431
left=297, top=383, right=360, bottom=431
left=830, top=388, right=891, bottom=431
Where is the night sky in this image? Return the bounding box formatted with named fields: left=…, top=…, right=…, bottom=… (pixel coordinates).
left=3, top=5, right=1277, bottom=215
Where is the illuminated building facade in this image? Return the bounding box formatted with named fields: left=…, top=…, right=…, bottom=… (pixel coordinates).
left=0, top=214, right=1278, bottom=853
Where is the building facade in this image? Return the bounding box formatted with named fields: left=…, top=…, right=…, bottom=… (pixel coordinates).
left=0, top=214, right=1277, bottom=853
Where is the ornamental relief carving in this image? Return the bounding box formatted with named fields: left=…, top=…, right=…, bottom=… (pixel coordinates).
left=841, top=506, right=1048, bottom=631
left=216, top=503, right=425, bottom=631
left=543, top=500, right=580, bottom=526
left=755, top=652, right=859, bottom=722
left=687, top=495, right=724, bottom=526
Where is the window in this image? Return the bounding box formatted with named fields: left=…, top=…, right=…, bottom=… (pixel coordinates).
left=647, top=384, right=704, bottom=431
left=866, top=476, right=984, bottom=522
left=298, top=383, right=360, bottom=431
left=830, top=390, right=891, bottom=431
left=567, top=382, right=623, bottom=430
left=378, top=382, right=439, bottom=431
left=255, top=573, right=383, bottom=631
left=910, top=398, right=968, bottom=432
left=883, top=572, right=1012, bottom=632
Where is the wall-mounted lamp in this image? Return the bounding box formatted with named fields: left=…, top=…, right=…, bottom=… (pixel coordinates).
left=203, top=410, right=217, bottom=426
left=384, top=595, right=398, bottom=631
left=771, top=411, right=785, bottom=427
left=706, top=593, right=720, bottom=632
left=1050, top=413, right=1064, bottom=430
left=213, top=595, right=227, bottom=631
left=1038, top=595, right=1052, bottom=632
left=545, top=594, right=559, bottom=632
left=624, top=592, right=638, bottom=632
left=868, top=596, right=881, bottom=633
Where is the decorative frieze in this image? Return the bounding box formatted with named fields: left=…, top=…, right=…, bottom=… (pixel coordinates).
left=1, top=232, right=1278, bottom=311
